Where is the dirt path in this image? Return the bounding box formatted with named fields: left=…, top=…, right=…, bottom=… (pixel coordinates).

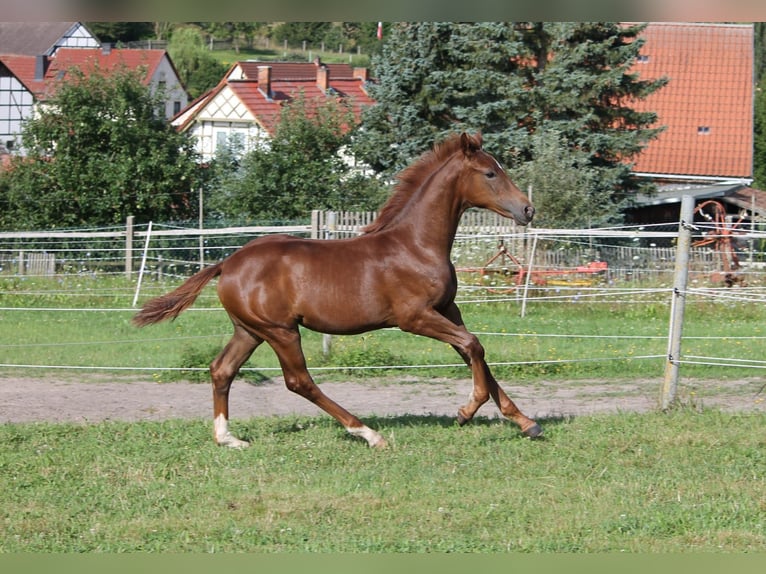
left=1, top=374, right=763, bottom=424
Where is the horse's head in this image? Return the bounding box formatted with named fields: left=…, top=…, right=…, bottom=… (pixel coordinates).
left=457, top=133, right=535, bottom=225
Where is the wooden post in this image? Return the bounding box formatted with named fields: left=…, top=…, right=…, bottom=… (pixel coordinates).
left=311, top=210, right=321, bottom=239
left=661, top=195, right=694, bottom=410
left=125, top=215, right=134, bottom=278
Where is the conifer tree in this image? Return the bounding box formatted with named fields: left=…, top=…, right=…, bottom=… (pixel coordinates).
left=355, top=22, right=666, bottom=225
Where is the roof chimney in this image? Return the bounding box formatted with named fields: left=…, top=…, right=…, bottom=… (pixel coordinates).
left=353, top=67, right=369, bottom=82
left=102, top=43, right=112, bottom=55
left=257, top=65, right=272, bottom=98
left=34, top=55, right=47, bottom=81
left=316, top=64, right=329, bottom=93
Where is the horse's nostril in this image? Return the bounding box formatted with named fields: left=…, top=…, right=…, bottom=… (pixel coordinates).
left=525, top=205, right=535, bottom=221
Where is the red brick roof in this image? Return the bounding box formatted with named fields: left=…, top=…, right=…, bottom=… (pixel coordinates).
left=0, top=48, right=169, bottom=100
left=236, top=60, right=361, bottom=82
left=45, top=48, right=166, bottom=87
left=628, top=22, right=754, bottom=179
left=176, top=61, right=374, bottom=136
left=0, top=54, right=48, bottom=96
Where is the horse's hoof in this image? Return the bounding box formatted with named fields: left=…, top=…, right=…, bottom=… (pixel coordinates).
left=371, top=437, right=388, bottom=450
left=457, top=410, right=470, bottom=426
left=523, top=423, right=543, bottom=439
left=217, top=436, right=250, bottom=449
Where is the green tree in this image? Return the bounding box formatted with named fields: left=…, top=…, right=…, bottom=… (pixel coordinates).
left=755, top=22, right=766, bottom=84
left=519, top=22, right=665, bottom=217
left=86, top=22, right=155, bottom=44
left=0, top=65, right=201, bottom=230
left=511, top=130, right=601, bottom=229
left=271, top=22, right=333, bottom=48
left=209, top=94, right=385, bottom=222
left=754, top=75, right=766, bottom=189
left=755, top=23, right=766, bottom=189
left=202, top=22, right=264, bottom=53
left=352, top=22, right=464, bottom=175
left=355, top=22, right=665, bottom=225
left=167, top=26, right=227, bottom=99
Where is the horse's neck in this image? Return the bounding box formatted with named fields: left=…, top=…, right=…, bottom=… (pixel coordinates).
left=395, top=165, right=465, bottom=257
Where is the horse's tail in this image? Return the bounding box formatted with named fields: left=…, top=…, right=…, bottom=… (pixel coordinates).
left=132, top=263, right=222, bottom=327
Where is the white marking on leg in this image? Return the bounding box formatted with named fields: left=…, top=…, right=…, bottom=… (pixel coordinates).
left=214, top=413, right=249, bottom=449
left=346, top=425, right=387, bottom=449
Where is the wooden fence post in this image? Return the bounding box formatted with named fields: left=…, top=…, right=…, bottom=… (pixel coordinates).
left=311, top=210, right=321, bottom=239
left=125, top=215, right=134, bottom=278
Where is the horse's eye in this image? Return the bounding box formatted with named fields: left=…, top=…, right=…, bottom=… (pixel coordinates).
left=485, top=170, right=496, bottom=179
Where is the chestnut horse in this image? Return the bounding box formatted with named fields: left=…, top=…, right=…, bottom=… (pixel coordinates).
left=133, top=133, right=541, bottom=448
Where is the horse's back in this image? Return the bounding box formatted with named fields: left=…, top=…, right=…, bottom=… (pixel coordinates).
left=215, top=233, right=398, bottom=333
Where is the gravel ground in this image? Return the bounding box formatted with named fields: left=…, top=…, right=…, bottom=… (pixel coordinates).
left=1, top=374, right=763, bottom=424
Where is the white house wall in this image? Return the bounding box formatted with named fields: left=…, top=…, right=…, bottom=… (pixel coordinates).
left=150, top=55, right=188, bottom=120
left=186, top=85, right=268, bottom=161
left=50, top=23, right=100, bottom=55
left=188, top=121, right=268, bottom=161
left=0, top=73, right=33, bottom=152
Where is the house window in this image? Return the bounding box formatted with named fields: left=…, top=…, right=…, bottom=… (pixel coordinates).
left=697, top=126, right=711, bottom=135
left=173, top=101, right=181, bottom=116
left=636, top=54, right=650, bottom=63
left=216, top=131, right=245, bottom=156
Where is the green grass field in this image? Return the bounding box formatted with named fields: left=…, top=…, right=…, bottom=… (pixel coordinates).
left=1, top=410, right=764, bottom=552
left=1, top=274, right=765, bottom=385
left=1, top=274, right=765, bottom=552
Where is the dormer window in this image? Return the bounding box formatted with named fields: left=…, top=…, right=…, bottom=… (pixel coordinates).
left=697, top=126, right=711, bottom=135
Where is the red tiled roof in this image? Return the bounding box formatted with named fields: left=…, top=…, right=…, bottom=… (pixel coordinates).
left=0, top=48, right=169, bottom=101
left=236, top=60, right=360, bottom=81
left=45, top=48, right=166, bottom=87
left=628, top=22, right=754, bottom=179
left=179, top=61, right=374, bottom=136
left=0, top=54, right=48, bottom=96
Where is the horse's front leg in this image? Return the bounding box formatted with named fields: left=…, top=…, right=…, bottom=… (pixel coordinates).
left=461, top=359, right=542, bottom=438
left=406, top=304, right=542, bottom=438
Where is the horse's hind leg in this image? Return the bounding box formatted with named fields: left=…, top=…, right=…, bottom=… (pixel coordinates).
left=268, top=328, right=387, bottom=449
left=210, top=326, right=262, bottom=448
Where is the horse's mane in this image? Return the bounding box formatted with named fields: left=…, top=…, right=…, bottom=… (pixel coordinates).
left=362, top=133, right=474, bottom=234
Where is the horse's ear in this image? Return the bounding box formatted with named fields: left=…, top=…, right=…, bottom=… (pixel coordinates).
left=460, top=132, right=482, bottom=156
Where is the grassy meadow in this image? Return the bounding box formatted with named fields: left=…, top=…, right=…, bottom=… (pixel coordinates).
left=1, top=274, right=765, bottom=553
left=1, top=410, right=765, bottom=552
left=1, top=273, right=765, bottom=384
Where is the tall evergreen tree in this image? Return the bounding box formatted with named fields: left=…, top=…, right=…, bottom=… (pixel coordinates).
left=521, top=22, right=665, bottom=221
left=754, top=75, right=766, bottom=190
left=355, top=22, right=665, bottom=225
left=352, top=22, right=459, bottom=175
left=754, top=23, right=766, bottom=189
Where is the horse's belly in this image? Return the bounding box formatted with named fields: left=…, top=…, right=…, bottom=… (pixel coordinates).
left=298, top=295, right=394, bottom=335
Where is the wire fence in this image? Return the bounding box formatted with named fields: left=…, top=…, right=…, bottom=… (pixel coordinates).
left=1, top=216, right=766, bottom=386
